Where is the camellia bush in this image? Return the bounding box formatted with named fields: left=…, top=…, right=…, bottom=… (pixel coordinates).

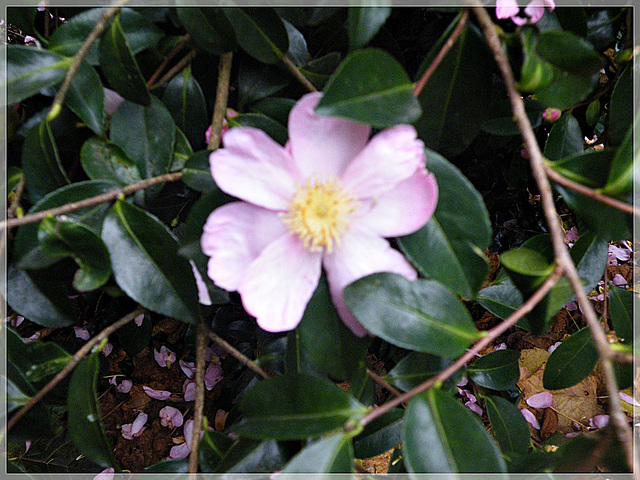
left=3, top=2, right=636, bottom=477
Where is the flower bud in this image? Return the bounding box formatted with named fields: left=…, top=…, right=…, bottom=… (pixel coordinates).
left=542, top=107, right=562, bottom=123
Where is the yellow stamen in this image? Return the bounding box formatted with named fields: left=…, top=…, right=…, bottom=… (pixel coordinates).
left=281, top=178, right=358, bottom=254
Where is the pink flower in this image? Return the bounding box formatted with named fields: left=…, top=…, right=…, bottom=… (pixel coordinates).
left=160, top=406, right=184, bottom=428
left=74, top=327, right=90, bottom=341
left=121, top=412, right=148, bottom=440
left=93, top=468, right=115, bottom=480
left=189, top=260, right=212, bottom=305
left=202, top=92, right=438, bottom=336
left=154, top=346, right=176, bottom=368
left=496, top=0, right=555, bottom=25
left=142, top=385, right=172, bottom=400
left=527, top=391, right=554, bottom=409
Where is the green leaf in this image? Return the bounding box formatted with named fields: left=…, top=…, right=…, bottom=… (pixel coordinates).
left=170, top=126, right=193, bottom=172
left=237, top=57, right=290, bottom=109
left=234, top=373, right=368, bottom=440
left=38, top=216, right=112, bottom=292
left=6, top=376, right=32, bottom=413
left=98, top=14, right=150, bottom=106
left=348, top=6, right=391, bottom=50
left=316, top=48, right=421, bottom=128
left=467, top=349, right=520, bottom=391
left=386, top=352, right=459, bottom=392
left=549, top=148, right=615, bottom=188
left=476, top=283, right=524, bottom=321
left=602, top=124, right=634, bottom=195
left=535, top=68, right=599, bottom=110
left=223, top=8, right=289, bottom=64
left=101, top=200, right=200, bottom=323
left=543, top=112, right=584, bottom=161
left=403, top=388, right=507, bottom=473
left=344, top=273, right=479, bottom=358
left=249, top=97, right=295, bottom=125
left=48, top=8, right=163, bottom=65
left=484, top=395, right=531, bottom=455
left=296, top=275, right=368, bottom=381
left=68, top=351, right=118, bottom=469
left=608, top=62, right=632, bottom=146
left=22, top=121, right=69, bottom=203
left=110, top=97, right=176, bottom=182
left=414, top=20, right=495, bottom=157
left=7, top=328, right=72, bottom=383
left=398, top=149, right=491, bottom=298
left=200, top=429, right=234, bottom=472
left=536, top=30, right=605, bottom=76
left=481, top=98, right=544, bottom=136
left=215, top=439, right=288, bottom=475
left=543, top=327, right=599, bottom=390
left=144, top=458, right=189, bottom=473
left=161, top=65, right=208, bottom=150
left=65, top=61, right=105, bottom=136
left=609, top=285, right=634, bottom=345
left=6, top=263, right=76, bottom=327
left=282, top=433, right=354, bottom=473
left=117, top=311, right=152, bottom=357
left=6, top=45, right=72, bottom=106
left=353, top=409, right=403, bottom=459
left=299, top=52, right=342, bottom=90
left=80, top=137, right=142, bottom=186
left=229, top=113, right=288, bottom=145
left=176, top=8, right=236, bottom=55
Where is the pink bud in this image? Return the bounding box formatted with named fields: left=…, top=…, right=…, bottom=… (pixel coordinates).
left=542, top=107, right=562, bottom=123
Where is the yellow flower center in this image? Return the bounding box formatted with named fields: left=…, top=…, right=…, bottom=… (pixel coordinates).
left=281, top=178, right=358, bottom=254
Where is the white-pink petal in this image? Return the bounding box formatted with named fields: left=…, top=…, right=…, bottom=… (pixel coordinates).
left=160, top=406, right=184, bottom=429
left=101, top=342, right=113, bottom=356
left=210, top=127, right=302, bottom=210
left=465, top=401, right=483, bottom=416
left=74, top=327, right=90, bottom=341
left=619, top=392, right=640, bottom=406
left=527, top=391, right=554, bottom=409
left=496, top=0, right=520, bottom=19
left=183, top=380, right=196, bottom=402
left=205, top=363, right=223, bottom=390
left=134, top=313, right=144, bottom=327
left=239, top=234, right=322, bottom=333
left=521, top=408, right=541, bottom=429
left=142, top=386, right=171, bottom=400
left=169, top=442, right=190, bottom=460
left=288, top=92, right=370, bottom=180
left=122, top=412, right=147, bottom=440
left=588, top=414, right=609, bottom=430
left=611, top=274, right=628, bottom=287
left=190, top=260, right=212, bottom=305
left=93, top=467, right=115, bottom=480
left=179, top=359, right=196, bottom=379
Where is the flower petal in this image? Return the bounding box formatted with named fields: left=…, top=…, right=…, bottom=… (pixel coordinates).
left=355, top=169, right=438, bottom=237
left=239, top=234, right=322, bottom=333
left=521, top=408, right=541, bottom=429
left=323, top=226, right=417, bottom=337
left=496, top=0, right=520, bottom=18
left=169, top=442, right=190, bottom=460
left=341, top=125, right=426, bottom=199
left=287, top=92, right=370, bottom=179
left=142, top=386, right=171, bottom=400
left=93, top=467, right=115, bottom=480
left=202, top=202, right=287, bottom=292
left=527, top=391, right=554, bottom=409
left=524, top=0, right=547, bottom=23
left=160, top=406, right=184, bottom=429
left=210, top=127, right=302, bottom=210
left=190, top=260, right=212, bottom=305
left=183, top=381, right=196, bottom=402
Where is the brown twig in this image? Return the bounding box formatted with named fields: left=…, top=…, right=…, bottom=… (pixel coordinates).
left=7, top=176, right=26, bottom=219
left=207, top=52, right=234, bottom=151
left=468, top=2, right=636, bottom=471
left=358, top=267, right=564, bottom=428
left=366, top=369, right=402, bottom=398
left=152, top=49, right=197, bottom=90
left=413, top=9, right=469, bottom=97
left=188, top=319, right=208, bottom=476
left=205, top=328, right=269, bottom=380
left=281, top=55, right=317, bottom=93
left=0, top=171, right=183, bottom=231
left=147, top=34, right=192, bottom=88
left=3, top=307, right=144, bottom=437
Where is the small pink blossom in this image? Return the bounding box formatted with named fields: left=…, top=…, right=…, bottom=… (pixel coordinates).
left=93, top=468, right=115, bottom=480
left=205, top=109, right=238, bottom=144
left=205, top=362, right=223, bottom=390
left=109, top=377, right=133, bottom=394
left=619, top=392, right=640, bottom=407
left=588, top=414, right=609, bottom=430
left=134, top=313, right=144, bottom=327
left=122, top=412, right=148, bottom=440
left=566, top=226, right=580, bottom=243
left=190, top=260, right=212, bottom=305
left=160, top=406, right=184, bottom=428
left=202, top=92, right=438, bottom=336
left=611, top=274, right=628, bottom=287
left=527, top=392, right=554, bottom=409
left=183, top=380, right=196, bottom=402
left=542, top=108, right=562, bottom=123
left=154, top=346, right=176, bottom=368
left=74, top=327, right=90, bottom=341
left=521, top=408, right=541, bottom=429
left=496, top=0, right=555, bottom=25
left=142, top=385, right=172, bottom=400
left=169, top=442, right=190, bottom=460
left=179, top=359, right=196, bottom=378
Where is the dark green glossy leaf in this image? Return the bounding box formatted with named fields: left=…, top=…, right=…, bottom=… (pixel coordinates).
left=536, top=30, right=604, bottom=75
left=68, top=351, right=118, bottom=469
left=22, top=121, right=69, bottom=203
left=101, top=200, right=200, bottom=323
left=609, top=285, right=633, bottom=345
left=585, top=99, right=601, bottom=126
left=348, top=7, right=391, bottom=50
left=237, top=57, right=290, bottom=109
left=414, top=20, right=495, bottom=157
left=353, top=409, right=403, bottom=459
left=200, top=429, right=234, bottom=472
left=543, top=327, right=598, bottom=390
left=215, top=438, right=289, bottom=474
left=6, top=45, right=71, bottom=105
left=608, top=60, right=632, bottom=146
left=481, top=98, right=543, bottom=135
left=615, top=362, right=633, bottom=390
left=386, top=352, right=458, bottom=392
left=602, top=124, right=634, bottom=196
left=549, top=148, right=615, bottom=188
left=117, top=311, right=152, bottom=357
left=249, top=97, right=295, bottom=125
left=170, top=127, right=193, bottom=172
left=235, top=373, right=368, bottom=440
left=81, top=137, right=141, bottom=186
left=98, top=14, right=150, bottom=106
left=38, top=216, right=112, bottom=292
left=6, top=263, right=76, bottom=327
left=467, top=349, right=520, bottom=391
left=282, top=433, right=354, bottom=473
left=484, top=395, right=531, bottom=455
left=283, top=19, right=308, bottom=67
left=223, top=8, right=289, bottom=64
left=297, top=275, right=369, bottom=381
left=403, top=388, right=506, bottom=473
left=48, top=8, right=163, bottom=65
left=516, top=27, right=554, bottom=93
left=555, top=8, right=588, bottom=37
left=299, top=52, right=342, bottom=90
left=65, top=61, right=105, bottom=135
left=344, top=273, right=479, bottom=358
left=6, top=376, right=31, bottom=413
left=398, top=150, right=491, bottom=298
left=176, top=8, right=236, bottom=55
left=110, top=97, right=175, bottom=182
left=553, top=425, right=630, bottom=473
left=229, top=113, right=288, bottom=145
left=144, top=458, right=189, bottom=473
left=7, top=328, right=72, bottom=383
left=161, top=65, right=208, bottom=150
left=543, top=112, right=583, bottom=161
left=316, top=48, right=421, bottom=128
left=477, top=283, right=524, bottom=321
left=6, top=363, right=54, bottom=441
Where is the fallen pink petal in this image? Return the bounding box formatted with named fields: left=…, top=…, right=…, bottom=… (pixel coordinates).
left=142, top=386, right=172, bottom=400
left=134, top=313, right=144, bottom=327
left=101, top=342, right=113, bottom=356
left=588, top=414, right=610, bottom=430
left=521, top=408, right=541, bottom=430
left=169, top=442, right=190, bottom=460
left=74, top=327, right=90, bottom=341
left=183, top=380, right=196, bottom=402
left=121, top=412, right=148, bottom=440
left=109, top=377, right=133, bottom=394
left=179, top=359, right=196, bottom=378
left=547, top=341, right=561, bottom=354
left=611, top=273, right=628, bottom=287
left=93, top=467, right=115, bottom=480
left=205, top=362, right=223, bottom=390
left=619, top=392, right=640, bottom=407
left=465, top=401, right=483, bottom=416
left=154, top=346, right=176, bottom=368
left=526, top=392, right=554, bottom=409
left=160, top=406, right=184, bottom=429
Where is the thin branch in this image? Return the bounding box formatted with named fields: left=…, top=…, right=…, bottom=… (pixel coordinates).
left=281, top=55, right=317, bottom=93
left=3, top=307, right=144, bottom=437
left=205, top=328, right=269, bottom=380
left=7, top=176, right=26, bottom=219
left=366, top=369, right=402, bottom=398
left=468, top=2, right=636, bottom=471
left=0, top=171, right=183, bottom=231
left=147, top=34, right=191, bottom=88
left=207, top=52, right=234, bottom=151
left=544, top=164, right=638, bottom=217
left=48, top=0, right=129, bottom=120
left=188, top=319, right=208, bottom=476
left=413, top=9, right=469, bottom=97
left=152, top=49, right=197, bottom=90
left=359, top=267, right=564, bottom=428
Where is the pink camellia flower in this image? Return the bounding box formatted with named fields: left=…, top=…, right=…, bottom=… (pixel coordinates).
left=496, top=0, right=555, bottom=25
left=121, top=412, right=148, bottom=440
left=160, top=406, right=184, bottom=429
left=202, top=92, right=438, bottom=336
